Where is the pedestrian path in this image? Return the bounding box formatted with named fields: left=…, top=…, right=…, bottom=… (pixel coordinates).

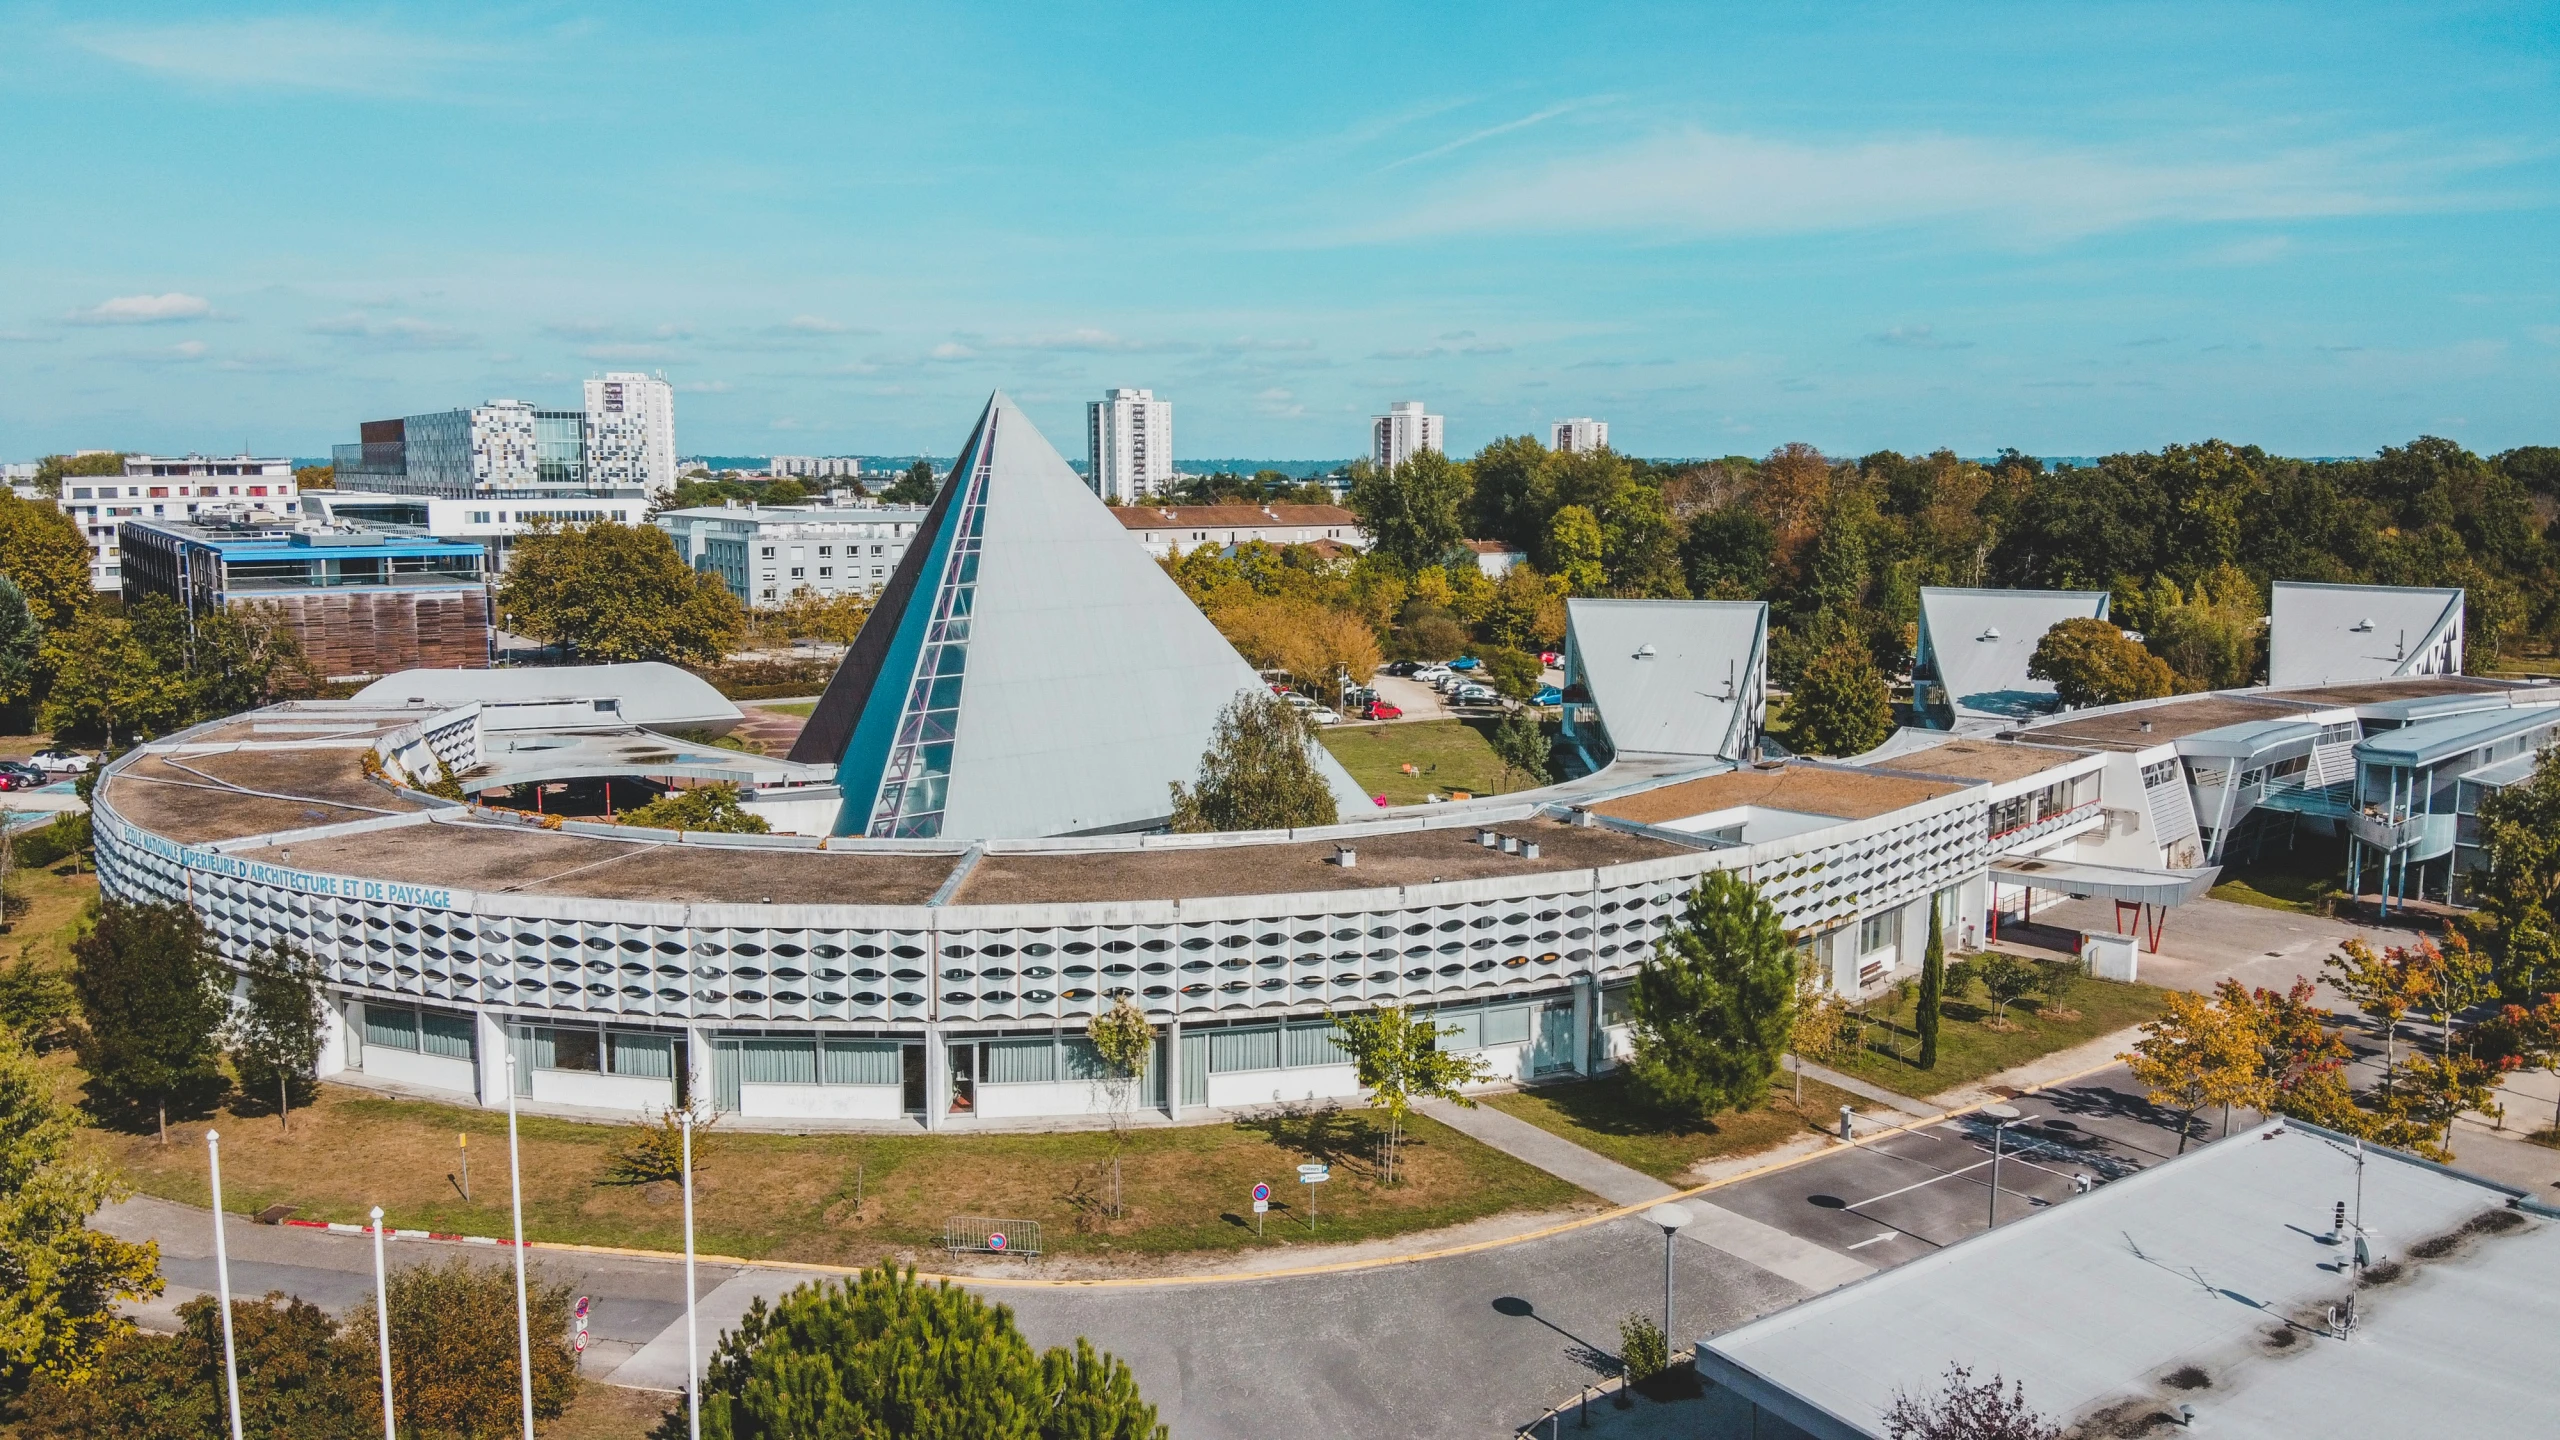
left=1420, top=1099, right=1871, bottom=1293
left=1781, top=1055, right=1940, bottom=1119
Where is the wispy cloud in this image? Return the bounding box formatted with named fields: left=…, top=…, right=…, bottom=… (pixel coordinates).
left=978, top=328, right=1199, bottom=354
left=70, top=18, right=490, bottom=97
left=678, top=379, right=733, bottom=393
left=580, top=343, right=681, bottom=362
left=542, top=319, right=616, bottom=340
left=1352, top=128, right=2506, bottom=244
left=310, top=312, right=476, bottom=349
left=102, top=339, right=209, bottom=365
left=1383, top=99, right=1599, bottom=171
left=780, top=315, right=853, bottom=334
left=1214, top=336, right=1318, bottom=354
left=1871, top=324, right=1970, bottom=350
left=70, top=292, right=211, bottom=324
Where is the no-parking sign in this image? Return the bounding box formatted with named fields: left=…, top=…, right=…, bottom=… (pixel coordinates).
left=987, top=1231, right=1008, bottom=1251
left=1251, top=1182, right=1270, bottom=1213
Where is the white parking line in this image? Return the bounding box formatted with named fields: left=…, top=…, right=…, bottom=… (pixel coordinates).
left=1844, top=1232, right=1898, bottom=1251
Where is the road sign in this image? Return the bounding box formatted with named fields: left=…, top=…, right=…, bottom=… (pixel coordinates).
left=1251, top=1199, right=1268, bottom=1213
left=1252, top=1182, right=1270, bottom=1202
left=987, top=1231, right=1007, bottom=1251
left=1298, top=1164, right=1330, bottom=1183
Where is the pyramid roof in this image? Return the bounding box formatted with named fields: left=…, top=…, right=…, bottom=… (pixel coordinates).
left=790, top=393, right=1365, bottom=838
left=2269, top=581, right=2465, bottom=688
left=1915, top=587, right=2111, bottom=725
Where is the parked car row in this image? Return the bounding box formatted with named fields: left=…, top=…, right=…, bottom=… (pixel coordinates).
left=0, top=749, right=90, bottom=790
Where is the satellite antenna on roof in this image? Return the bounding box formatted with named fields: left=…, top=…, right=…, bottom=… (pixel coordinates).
left=2351, top=617, right=2375, bottom=632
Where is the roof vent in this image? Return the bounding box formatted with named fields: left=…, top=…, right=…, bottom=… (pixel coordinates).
left=2351, top=618, right=2375, bottom=632
left=1521, top=840, right=1541, bottom=859
left=1634, top=643, right=1657, bottom=659
left=1979, top=626, right=2001, bottom=641
left=2138, top=719, right=2153, bottom=733
left=1476, top=827, right=1499, bottom=847
left=1332, top=844, right=1357, bottom=869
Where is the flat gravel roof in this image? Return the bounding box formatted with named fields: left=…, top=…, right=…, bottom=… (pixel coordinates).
left=2018, top=695, right=2309, bottom=751
left=1873, top=739, right=2091, bottom=785
left=1592, top=764, right=1969, bottom=827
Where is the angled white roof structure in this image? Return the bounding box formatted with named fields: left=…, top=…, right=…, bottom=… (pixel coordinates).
left=1697, top=1120, right=2553, bottom=1439
left=1562, top=599, right=1767, bottom=761
left=2270, top=581, right=2464, bottom=689
left=350, top=662, right=742, bottom=734
left=790, top=392, right=1364, bottom=838
left=1914, top=587, right=2110, bottom=728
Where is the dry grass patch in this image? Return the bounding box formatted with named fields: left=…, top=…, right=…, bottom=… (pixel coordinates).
left=69, top=1073, right=1589, bottom=1264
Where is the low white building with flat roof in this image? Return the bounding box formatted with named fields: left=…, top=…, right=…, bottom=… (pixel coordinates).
left=54, top=454, right=300, bottom=591
left=656, top=500, right=931, bottom=607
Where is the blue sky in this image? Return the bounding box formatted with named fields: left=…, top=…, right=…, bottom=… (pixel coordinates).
left=2, top=2, right=2554, bottom=462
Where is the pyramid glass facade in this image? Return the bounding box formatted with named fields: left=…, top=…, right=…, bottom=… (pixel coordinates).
left=865, top=436, right=991, bottom=836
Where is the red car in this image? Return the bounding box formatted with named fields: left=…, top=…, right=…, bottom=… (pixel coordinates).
left=1364, top=701, right=1403, bottom=721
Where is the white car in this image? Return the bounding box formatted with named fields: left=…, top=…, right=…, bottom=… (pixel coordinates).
left=1451, top=684, right=1498, bottom=704
left=1413, top=665, right=1453, bottom=684
left=30, top=748, right=91, bottom=775
left=1282, top=692, right=1316, bottom=709
left=1309, top=707, right=1343, bottom=725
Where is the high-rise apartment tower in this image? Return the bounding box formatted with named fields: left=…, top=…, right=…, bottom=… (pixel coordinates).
left=1085, top=387, right=1173, bottom=503
left=585, top=372, right=678, bottom=495
left=1552, top=417, right=1609, bottom=453
left=1371, top=401, right=1445, bottom=470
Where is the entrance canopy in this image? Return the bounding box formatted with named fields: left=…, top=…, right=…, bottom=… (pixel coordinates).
left=1988, top=856, right=2220, bottom=907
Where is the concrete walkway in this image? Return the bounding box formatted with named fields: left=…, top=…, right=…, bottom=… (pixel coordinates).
left=1420, top=1099, right=1872, bottom=1294
left=1782, top=1055, right=1940, bottom=1119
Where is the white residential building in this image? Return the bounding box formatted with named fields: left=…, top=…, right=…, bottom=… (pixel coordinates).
left=584, top=372, right=679, bottom=496
left=1086, top=388, right=1173, bottom=503
left=768, top=455, right=862, bottom=480
left=54, top=455, right=300, bottom=591
left=657, top=501, right=932, bottom=607
left=305, top=491, right=649, bottom=577
left=1111, top=503, right=1369, bottom=559
left=1551, top=417, right=1608, bottom=453
left=1372, top=400, right=1444, bottom=470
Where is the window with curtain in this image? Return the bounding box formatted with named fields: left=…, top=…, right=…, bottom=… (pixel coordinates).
left=1482, top=1003, right=1532, bottom=1046
left=419, top=1009, right=475, bottom=1060
left=1207, top=1027, right=1281, bottom=1074
left=363, top=1004, right=420, bottom=1052
left=984, top=1037, right=1058, bottom=1084
left=1283, top=1020, right=1349, bottom=1068
left=608, top=1032, right=675, bottom=1079
left=822, top=1039, right=903, bottom=1086
left=1060, top=1037, right=1106, bottom=1081
left=740, top=1037, right=818, bottom=1084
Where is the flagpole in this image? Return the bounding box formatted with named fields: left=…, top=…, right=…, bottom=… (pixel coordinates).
left=507, top=1050, right=535, bottom=1440
left=683, top=1109, right=702, bottom=1440
left=371, top=1206, right=396, bottom=1440
left=206, top=1130, right=245, bottom=1440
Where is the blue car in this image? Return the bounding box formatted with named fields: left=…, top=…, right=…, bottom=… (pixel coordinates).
left=1531, top=685, right=1562, bottom=706
left=1448, top=656, right=1480, bottom=671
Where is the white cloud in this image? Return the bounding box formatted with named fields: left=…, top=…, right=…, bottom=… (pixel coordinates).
left=1382, top=99, right=1599, bottom=171
left=580, top=343, right=681, bottom=362
left=928, top=342, right=979, bottom=361
left=1215, top=336, right=1318, bottom=354
left=542, top=319, right=615, bottom=340
left=71, top=18, right=487, bottom=96
left=70, top=292, right=211, bottom=324
left=982, top=328, right=1198, bottom=354
left=1357, top=128, right=2480, bottom=244
left=783, top=315, right=849, bottom=334
left=1872, top=325, right=1971, bottom=350
left=678, top=380, right=733, bottom=393
left=309, top=312, right=476, bottom=349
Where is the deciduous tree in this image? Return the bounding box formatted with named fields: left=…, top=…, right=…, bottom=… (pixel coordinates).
left=21, top=1293, right=358, bottom=1440
left=2123, top=989, right=2269, bottom=1151
left=2463, top=742, right=2560, bottom=1000
left=38, top=612, right=185, bottom=746
left=1627, top=871, right=1798, bottom=1120
left=226, top=941, right=325, bottom=1133
left=1168, top=690, right=1339, bottom=833
left=1486, top=710, right=1552, bottom=787
left=683, top=1268, right=1165, bottom=1440
left=1882, top=1363, right=2062, bottom=1440
left=1782, top=633, right=1893, bottom=756
left=0, top=576, right=39, bottom=712
left=881, top=459, right=939, bottom=505
left=1349, top=451, right=1473, bottom=573
left=497, top=519, right=744, bottom=665
left=0, top=495, right=92, bottom=634
left=1085, top=998, right=1154, bottom=1219
left=69, top=899, right=229, bottom=1142
left=344, top=1257, right=580, bottom=1436
left=2027, top=616, right=2178, bottom=709
left=1975, top=953, right=2041, bottom=1026
left=1326, top=1005, right=1488, bottom=1185
left=2323, top=937, right=2430, bottom=1080
left=619, top=783, right=773, bottom=834
left=0, top=1030, right=162, bottom=1395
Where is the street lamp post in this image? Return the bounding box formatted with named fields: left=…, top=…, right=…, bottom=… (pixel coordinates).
left=371, top=1206, right=396, bottom=1440
left=682, top=1108, right=702, bottom=1440
left=506, top=1051, right=535, bottom=1440
left=206, top=1131, right=245, bottom=1440
left=1981, top=1103, right=2030, bottom=1230
left=1643, top=1203, right=1694, bottom=1344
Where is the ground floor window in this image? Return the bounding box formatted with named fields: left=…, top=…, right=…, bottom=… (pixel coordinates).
left=360, top=1003, right=475, bottom=1060
left=1859, top=911, right=1896, bottom=955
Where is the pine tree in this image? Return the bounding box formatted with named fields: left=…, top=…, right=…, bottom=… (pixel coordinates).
left=1626, top=870, right=1799, bottom=1119
left=1916, top=901, right=1945, bottom=1070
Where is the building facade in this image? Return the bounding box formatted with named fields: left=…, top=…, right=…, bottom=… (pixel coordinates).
left=1372, top=401, right=1444, bottom=470
left=305, top=491, right=650, bottom=578
left=768, top=456, right=862, bottom=480
left=1551, top=418, right=1608, bottom=453
left=657, top=502, right=930, bottom=607
left=583, top=373, right=678, bottom=496
left=54, top=455, right=300, bottom=591
left=1111, top=503, right=1367, bottom=559
left=1086, top=388, right=1173, bottom=503
left=118, top=519, right=490, bottom=677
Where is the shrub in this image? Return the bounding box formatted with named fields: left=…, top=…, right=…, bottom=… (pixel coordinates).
left=605, top=1105, right=716, bottom=1185
left=343, top=1257, right=580, bottom=1436
left=1618, top=1313, right=1667, bottom=1382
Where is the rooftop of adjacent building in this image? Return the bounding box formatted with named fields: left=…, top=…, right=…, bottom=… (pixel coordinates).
left=1590, top=761, right=1970, bottom=828
left=122, top=517, right=487, bottom=558
left=1861, top=736, right=2095, bottom=785
left=1699, top=1120, right=2555, bottom=1440
left=2010, top=693, right=2321, bottom=752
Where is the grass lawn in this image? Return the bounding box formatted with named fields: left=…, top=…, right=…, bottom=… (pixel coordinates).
left=1320, top=717, right=1522, bottom=805
left=1483, top=1072, right=1863, bottom=1183
left=749, top=701, right=817, bottom=717
left=2208, top=836, right=2349, bottom=915
left=68, top=1073, right=1588, bottom=1264
left=4, top=853, right=97, bottom=977
left=1809, top=973, right=2175, bottom=1099
left=552, top=1383, right=676, bottom=1439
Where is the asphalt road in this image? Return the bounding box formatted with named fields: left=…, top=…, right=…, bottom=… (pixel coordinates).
left=102, top=1064, right=2206, bottom=1439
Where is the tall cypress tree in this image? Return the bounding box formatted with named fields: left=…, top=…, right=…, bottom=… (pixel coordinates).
left=1916, top=900, right=1945, bottom=1071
